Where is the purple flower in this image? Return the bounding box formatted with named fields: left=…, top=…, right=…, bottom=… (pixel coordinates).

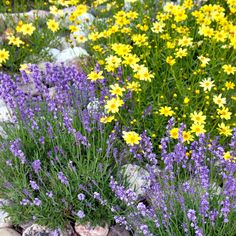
left=33, top=198, right=42, bottom=206
left=187, top=209, right=197, bottom=226
left=32, top=160, right=41, bottom=173
left=46, top=191, right=53, bottom=198
left=77, top=193, right=85, bottom=201
left=9, top=139, right=26, bottom=164
left=58, top=172, right=69, bottom=186
left=20, top=198, right=30, bottom=206
left=30, top=180, right=39, bottom=190
left=77, top=210, right=85, bottom=219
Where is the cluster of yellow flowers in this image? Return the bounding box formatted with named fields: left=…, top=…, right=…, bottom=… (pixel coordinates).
left=84, top=0, right=235, bottom=146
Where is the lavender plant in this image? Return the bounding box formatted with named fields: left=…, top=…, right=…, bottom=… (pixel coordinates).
left=0, top=63, right=122, bottom=229
left=110, top=124, right=236, bottom=236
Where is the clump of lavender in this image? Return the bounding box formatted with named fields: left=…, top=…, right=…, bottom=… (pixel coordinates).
left=111, top=127, right=236, bottom=235
left=0, top=63, right=120, bottom=229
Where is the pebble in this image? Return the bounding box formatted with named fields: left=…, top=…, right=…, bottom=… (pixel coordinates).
left=0, top=228, right=20, bottom=236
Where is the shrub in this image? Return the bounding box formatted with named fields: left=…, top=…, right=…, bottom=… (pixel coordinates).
left=0, top=63, right=122, bottom=229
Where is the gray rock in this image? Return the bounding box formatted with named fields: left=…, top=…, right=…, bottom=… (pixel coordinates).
left=122, top=164, right=150, bottom=196
left=108, top=225, right=130, bottom=236
left=0, top=228, right=20, bottom=236
left=0, top=199, right=11, bottom=228
left=22, top=224, right=74, bottom=236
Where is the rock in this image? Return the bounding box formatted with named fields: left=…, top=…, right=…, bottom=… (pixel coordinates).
left=0, top=10, right=49, bottom=23
left=0, top=126, right=7, bottom=139
left=55, top=47, right=89, bottom=64
left=0, top=100, right=12, bottom=123
left=58, top=37, right=72, bottom=50
left=48, top=48, right=61, bottom=60
left=19, top=222, right=33, bottom=231
left=87, top=99, right=103, bottom=114
left=18, top=83, right=39, bottom=96
left=0, top=228, right=20, bottom=236
left=108, top=225, right=130, bottom=236
left=60, top=7, right=94, bottom=27
left=122, top=164, right=150, bottom=196
left=74, top=223, right=109, bottom=236
left=77, top=13, right=95, bottom=26
left=0, top=199, right=11, bottom=228
left=22, top=224, right=73, bottom=236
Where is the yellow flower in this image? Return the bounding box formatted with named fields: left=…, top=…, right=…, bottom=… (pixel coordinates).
left=166, top=56, right=176, bottom=66
left=47, top=19, right=59, bottom=32
left=225, top=81, right=235, bottom=90
left=182, top=131, right=193, bottom=143
left=131, top=34, right=148, bottom=47
left=74, top=4, right=87, bottom=16
left=222, top=64, right=236, bottom=75
left=170, top=128, right=179, bottom=139
left=105, top=97, right=124, bottom=113
left=109, top=84, right=125, bottom=97
left=198, top=25, right=214, bottom=37
left=126, top=81, right=141, bottom=92
left=75, top=35, right=87, bottom=44
left=111, top=43, right=132, bottom=56
left=100, top=115, right=115, bottom=123
left=217, top=107, right=232, bottom=120
left=122, top=131, right=141, bottom=146
left=198, top=56, right=210, bottom=67
left=213, top=94, right=226, bottom=107
left=190, top=111, right=206, bottom=124
left=7, top=35, right=24, bottom=47
left=21, top=23, right=36, bottom=36
left=123, top=54, right=140, bottom=66
left=151, top=21, right=165, bottom=33
left=191, top=123, right=206, bottom=135
left=49, top=6, right=63, bottom=16
left=69, top=25, right=79, bottom=33
left=175, top=48, right=188, bottom=58
left=217, top=123, right=232, bottom=136
left=0, top=48, right=10, bottom=64
left=178, top=36, right=193, bottom=47
left=134, top=66, right=154, bottom=82
left=199, top=78, right=215, bottom=92
left=159, top=106, right=174, bottom=117
left=87, top=70, right=104, bottom=81
left=184, top=97, right=190, bottom=104
left=19, top=64, right=31, bottom=74
left=223, top=151, right=232, bottom=161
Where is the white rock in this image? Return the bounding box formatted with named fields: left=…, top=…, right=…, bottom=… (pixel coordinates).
left=60, top=7, right=94, bottom=27
left=87, top=99, right=103, bottom=114
left=0, top=199, right=11, bottom=228
left=0, top=100, right=12, bottom=123
left=75, top=223, right=109, bottom=236
left=70, top=29, right=87, bottom=47
left=122, top=164, right=150, bottom=196
left=77, top=12, right=95, bottom=26
left=55, top=47, right=89, bottom=64
left=0, top=228, right=20, bottom=236
left=48, top=48, right=61, bottom=60
left=124, top=0, right=143, bottom=10
left=0, top=126, right=7, bottom=139
left=0, top=10, right=49, bottom=22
